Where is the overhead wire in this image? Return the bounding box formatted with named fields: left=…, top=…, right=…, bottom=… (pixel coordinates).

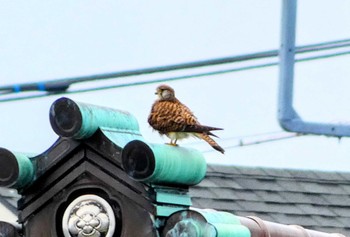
left=201, top=132, right=304, bottom=153
left=1, top=48, right=350, bottom=102
left=1, top=38, right=350, bottom=101
left=1, top=39, right=348, bottom=147
left=0, top=50, right=278, bottom=95
left=185, top=130, right=290, bottom=146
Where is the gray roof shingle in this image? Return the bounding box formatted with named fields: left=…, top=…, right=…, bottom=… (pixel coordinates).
left=0, top=187, right=19, bottom=217
left=190, top=165, right=350, bottom=236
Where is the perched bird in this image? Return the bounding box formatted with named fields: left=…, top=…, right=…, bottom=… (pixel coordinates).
left=148, top=84, right=225, bottom=154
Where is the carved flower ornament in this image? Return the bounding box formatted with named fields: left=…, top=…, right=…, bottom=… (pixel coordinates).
left=62, top=195, right=116, bottom=237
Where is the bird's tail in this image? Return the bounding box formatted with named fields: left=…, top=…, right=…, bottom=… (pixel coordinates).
left=197, top=133, right=225, bottom=154
left=184, top=125, right=223, bottom=134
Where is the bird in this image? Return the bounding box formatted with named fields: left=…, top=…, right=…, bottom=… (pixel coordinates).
left=148, top=84, right=225, bottom=154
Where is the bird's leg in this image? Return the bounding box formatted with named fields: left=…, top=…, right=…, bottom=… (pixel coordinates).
left=173, top=139, right=178, bottom=145
left=166, top=139, right=178, bottom=146
left=166, top=139, right=173, bottom=146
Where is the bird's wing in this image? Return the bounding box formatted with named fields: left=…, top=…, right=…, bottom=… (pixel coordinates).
left=148, top=100, right=198, bottom=133
left=148, top=99, right=223, bottom=135
left=178, top=101, right=223, bottom=134
left=182, top=125, right=223, bottom=134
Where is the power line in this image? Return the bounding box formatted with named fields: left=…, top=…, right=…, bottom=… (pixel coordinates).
left=185, top=130, right=288, bottom=146
left=1, top=48, right=350, bottom=103
left=297, top=38, right=350, bottom=53
left=0, top=50, right=277, bottom=94
left=1, top=38, right=350, bottom=98
left=201, top=132, right=303, bottom=153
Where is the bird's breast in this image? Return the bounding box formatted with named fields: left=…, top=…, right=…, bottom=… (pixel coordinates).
left=166, top=132, right=191, bottom=141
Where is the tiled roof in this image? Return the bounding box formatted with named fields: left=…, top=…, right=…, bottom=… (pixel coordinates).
left=0, top=187, right=19, bottom=224
left=190, top=165, right=350, bottom=236
left=2, top=163, right=350, bottom=236
left=0, top=188, right=18, bottom=213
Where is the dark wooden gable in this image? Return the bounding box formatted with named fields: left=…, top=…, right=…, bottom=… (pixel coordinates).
left=17, top=135, right=156, bottom=237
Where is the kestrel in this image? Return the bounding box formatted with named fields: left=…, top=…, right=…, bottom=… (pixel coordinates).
left=148, top=84, right=225, bottom=154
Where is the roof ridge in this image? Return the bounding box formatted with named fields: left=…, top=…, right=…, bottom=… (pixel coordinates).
left=207, top=164, right=350, bottom=182
left=207, top=164, right=350, bottom=173
left=205, top=170, right=350, bottom=184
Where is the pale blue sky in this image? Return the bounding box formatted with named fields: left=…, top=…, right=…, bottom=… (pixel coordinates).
left=1, top=1, right=350, bottom=171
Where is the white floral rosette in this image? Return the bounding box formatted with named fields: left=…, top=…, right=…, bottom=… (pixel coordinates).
left=62, top=195, right=116, bottom=237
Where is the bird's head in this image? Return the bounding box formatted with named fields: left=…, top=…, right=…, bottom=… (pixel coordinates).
left=155, top=84, right=175, bottom=100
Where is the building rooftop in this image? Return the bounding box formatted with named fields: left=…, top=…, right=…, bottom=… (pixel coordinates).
left=190, top=164, right=350, bottom=236
left=0, top=97, right=347, bottom=236
left=0, top=187, right=19, bottom=224
left=2, top=164, right=349, bottom=235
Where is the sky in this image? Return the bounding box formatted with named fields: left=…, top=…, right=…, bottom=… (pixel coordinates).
left=1, top=1, right=350, bottom=171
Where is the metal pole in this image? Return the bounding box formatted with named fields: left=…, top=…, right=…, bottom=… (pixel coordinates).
left=278, top=0, right=298, bottom=123
left=278, top=0, right=350, bottom=137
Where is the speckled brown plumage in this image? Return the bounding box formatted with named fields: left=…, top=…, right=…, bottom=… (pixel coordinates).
left=148, top=84, right=225, bottom=154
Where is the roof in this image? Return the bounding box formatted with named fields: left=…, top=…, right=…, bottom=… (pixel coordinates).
left=0, top=187, right=19, bottom=224
left=190, top=165, right=350, bottom=236
left=0, top=188, right=18, bottom=212
left=0, top=98, right=347, bottom=236
left=1, top=162, right=350, bottom=236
